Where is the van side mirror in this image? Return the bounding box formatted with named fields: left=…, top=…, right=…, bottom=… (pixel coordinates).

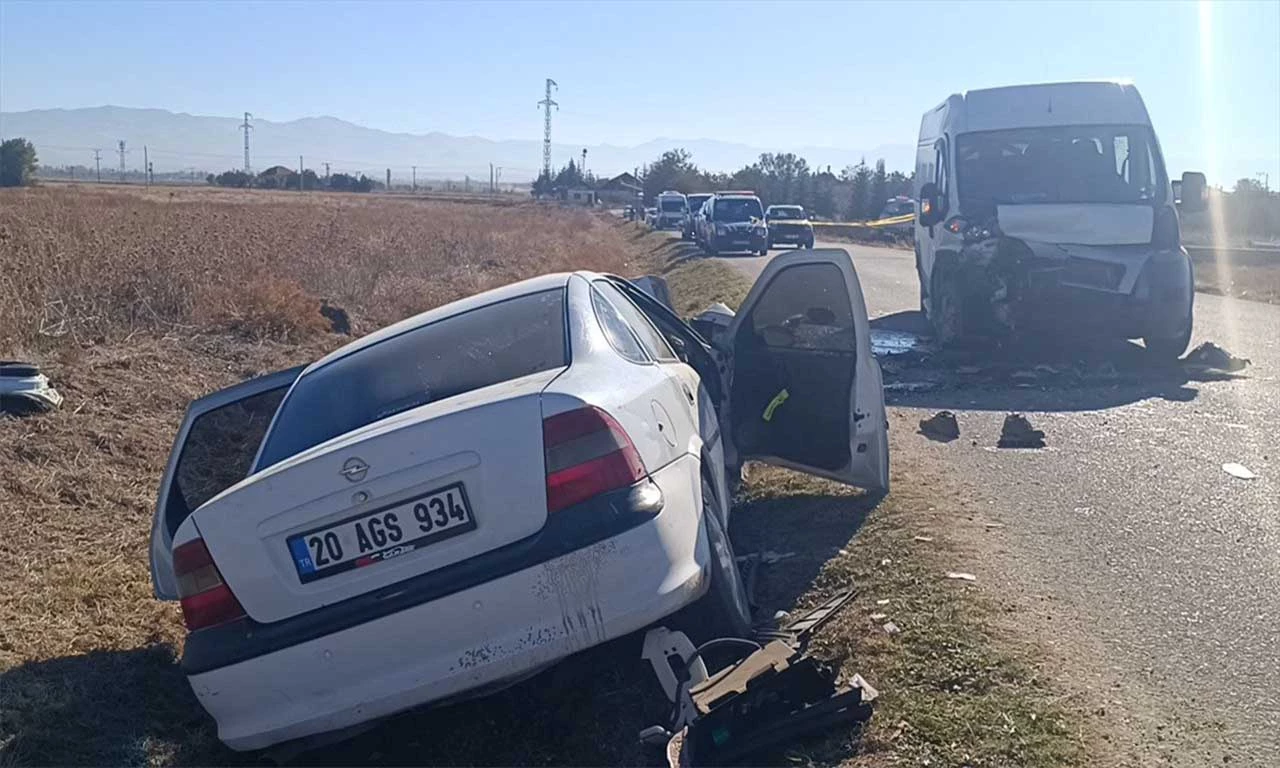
left=1179, top=171, right=1207, bottom=213
left=918, top=182, right=944, bottom=226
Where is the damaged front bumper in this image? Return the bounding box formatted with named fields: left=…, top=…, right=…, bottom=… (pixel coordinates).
left=936, top=237, right=1192, bottom=341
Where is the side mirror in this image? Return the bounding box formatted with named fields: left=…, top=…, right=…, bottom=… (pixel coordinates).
left=1179, top=171, right=1207, bottom=213
left=918, top=182, right=944, bottom=226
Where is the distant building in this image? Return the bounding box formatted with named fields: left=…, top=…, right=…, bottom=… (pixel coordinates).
left=597, top=172, right=643, bottom=205
left=567, top=188, right=598, bottom=206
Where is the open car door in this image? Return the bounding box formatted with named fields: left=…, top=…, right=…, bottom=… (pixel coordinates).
left=723, top=249, right=889, bottom=491
left=149, top=366, right=304, bottom=599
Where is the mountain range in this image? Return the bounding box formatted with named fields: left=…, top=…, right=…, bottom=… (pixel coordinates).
left=0, top=106, right=914, bottom=182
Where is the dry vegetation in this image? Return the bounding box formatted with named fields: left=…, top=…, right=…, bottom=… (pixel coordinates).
left=0, top=185, right=672, bottom=765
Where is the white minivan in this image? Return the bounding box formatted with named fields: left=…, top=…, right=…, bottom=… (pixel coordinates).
left=913, top=81, right=1207, bottom=358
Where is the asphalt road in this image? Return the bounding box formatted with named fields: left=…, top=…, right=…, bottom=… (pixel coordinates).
left=723, top=239, right=1280, bottom=765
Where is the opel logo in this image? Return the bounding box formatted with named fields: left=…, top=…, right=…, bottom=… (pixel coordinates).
left=340, top=457, right=369, bottom=483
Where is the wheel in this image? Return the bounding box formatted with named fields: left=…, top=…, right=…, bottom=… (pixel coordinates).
left=687, top=477, right=752, bottom=641
left=756, top=248, right=768, bottom=257
left=929, top=261, right=963, bottom=344
left=1143, top=259, right=1194, bottom=362
left=916, top=249, right=929, bottom=317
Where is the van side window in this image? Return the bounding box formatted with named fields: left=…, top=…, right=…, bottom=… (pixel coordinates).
left=934, top=138, right=949, bottom=197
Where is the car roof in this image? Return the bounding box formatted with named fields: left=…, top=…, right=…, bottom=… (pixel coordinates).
left=305, top=272, right=577, bottom=373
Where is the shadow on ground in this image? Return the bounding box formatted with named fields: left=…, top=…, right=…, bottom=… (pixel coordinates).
left=870, top=310, right=1246, bottom=413
left=0, top=645, right=230, bottom=766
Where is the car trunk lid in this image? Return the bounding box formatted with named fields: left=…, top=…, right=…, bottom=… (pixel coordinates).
left=191, top=369, right=560, bottom=624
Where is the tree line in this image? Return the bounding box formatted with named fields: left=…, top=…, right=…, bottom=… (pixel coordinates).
left=636, top=148, right=914, bottom=220
left=208, top=167, right=379, bottom=192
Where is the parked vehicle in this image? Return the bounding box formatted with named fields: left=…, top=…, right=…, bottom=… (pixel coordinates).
left=149, top=253, right=889, bottom=752
left=914, top=80, right=1207, bottom=356
left=700, top=191, right=768, bottom=256
left=683, top=193, right=713, bottom=241
left=645, top=207, right=658, bottom=227
left=655, top=191, right=687, bottom=230
left=765, top=205, right=815, bottom=249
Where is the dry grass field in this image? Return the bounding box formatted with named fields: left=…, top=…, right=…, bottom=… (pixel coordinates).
left=0, top=185, right=666, bottom=764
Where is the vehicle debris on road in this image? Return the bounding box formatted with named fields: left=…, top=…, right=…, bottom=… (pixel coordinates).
left=946, top=571, right=978, bottom=582
left=1184, top=341, right=1250, bottom=372
left=641, top=591, right=876, bottom=767
left=918, top=410, right=960, bottom=442
left=1222, top=463, right=1258, bottom=480
left=998, top=413, right=1046, bottom=448
left=0, top=361, right=63, bottom=415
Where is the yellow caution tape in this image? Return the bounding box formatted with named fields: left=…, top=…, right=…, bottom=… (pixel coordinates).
left=810, top=213, right=915, bottom=228
left=762, top=388, right=790, bottom=422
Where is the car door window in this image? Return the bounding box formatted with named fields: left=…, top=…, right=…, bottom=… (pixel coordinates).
left=165, top=385, right=292, bottom=536
left=594, top=281, right=678, bottom=362
left=732, top=262, right=856, bottom=472
left=591, top=285, right=649, bottom=364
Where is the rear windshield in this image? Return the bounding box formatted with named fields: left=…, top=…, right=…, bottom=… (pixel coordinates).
left=769, top=207, right=805, bottom=219
left=687, top=195, right=712, bottom=210
left=660, top=200, right=685, bottom=212
left=715, top=198, right=764, bottom=221
left=255, top=289, right=567, bottom=469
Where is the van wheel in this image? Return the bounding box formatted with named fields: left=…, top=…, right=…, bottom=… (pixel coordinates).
left=929, top=262, right=963, bottom=344
left=1144, top=259, right=1194, bottom=362
left=688, top=478, right=752, bottom=641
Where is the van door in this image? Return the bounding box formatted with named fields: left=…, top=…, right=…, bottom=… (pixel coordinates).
left=918, top=136, right=950, bottom=317
left=722, top=249, right=889, bottom=491
left=149, top=367, right=303, bottom=599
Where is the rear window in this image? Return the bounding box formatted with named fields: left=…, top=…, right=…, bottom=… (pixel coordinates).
left=660, top=199, right=685, bottom=212
left=769, top=207, right=805, bottom=219
left=255, top=289, right=568, bottom=469
left=714, top=197, right=764, bottom=221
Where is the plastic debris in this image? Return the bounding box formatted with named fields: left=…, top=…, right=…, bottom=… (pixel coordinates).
left=875, top=599, right=891, bottom=606
left=1184, top=341, right=1250, bottom=372
left=0, top=361, right=63, bottom=415
left=1222, top=463, right=1257, bottom=480
left=882, top=621, right=901, bottom=635
left=998, top=413, right=1046, bottom=448
left=918, top=410, right=960, bottom=442
left=946, top=572, right=978, bottom=582
left=913, top=535, right=935, bottom=543
left=869, top=613, right=888, bottom=621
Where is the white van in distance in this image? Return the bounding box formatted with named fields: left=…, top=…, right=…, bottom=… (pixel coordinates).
left=913, top=81, right=1207, bottom=358
left=655, top=191, right=687, bottom=230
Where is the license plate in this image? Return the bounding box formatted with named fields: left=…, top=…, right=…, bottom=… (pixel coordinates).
left=287, top=482, right=476, bottom=583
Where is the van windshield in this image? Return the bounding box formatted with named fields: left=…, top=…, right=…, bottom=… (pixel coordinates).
left=956, top=125, right=1164, bottom=212
left=714, top=198, right=764, bottom=222
left=660, top=200, right=685, bottom=212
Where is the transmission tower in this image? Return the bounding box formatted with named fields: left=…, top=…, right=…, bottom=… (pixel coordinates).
left=241, top=112, right=253, bottom=173
left=117, top=140, right=128, bottom=180
left=537, top=78, right=558, bottom=178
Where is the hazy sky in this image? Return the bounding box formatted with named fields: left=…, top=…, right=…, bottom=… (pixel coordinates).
left=1, top=0, right=1277, bottom=182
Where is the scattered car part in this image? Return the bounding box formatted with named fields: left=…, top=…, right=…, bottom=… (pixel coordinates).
left=641, top=591, right=876, bottom=766
left=689, top=302, right=735, bottom=344
left=0, top=361, right=63, bottom=415
left=998, top=413, right=1045, bottom=448
left=1222, top=463, right=1257, bottom=480
left=1184, top=341, right=1250, bottom=372
left=946, top=571, right=978, bottom=582
left=918, top=410, right=960, bottom=442
left=319, top=300, right=351, bottom=335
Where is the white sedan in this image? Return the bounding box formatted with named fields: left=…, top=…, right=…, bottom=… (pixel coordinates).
left=149, top=248, right=889, bottom=752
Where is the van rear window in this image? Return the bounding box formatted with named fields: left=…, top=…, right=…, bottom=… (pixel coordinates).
left=255, top=289, right=567, bottom=469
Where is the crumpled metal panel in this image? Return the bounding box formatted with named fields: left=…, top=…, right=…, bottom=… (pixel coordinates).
left=0, top=366, right=64, bottom=413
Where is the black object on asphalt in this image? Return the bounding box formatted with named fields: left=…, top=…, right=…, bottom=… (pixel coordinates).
left=918, top=410, right=960, bottom=442
left=998, top=413, right=1045, bottom=449
left=1183, top=341, right=1250, bottom=372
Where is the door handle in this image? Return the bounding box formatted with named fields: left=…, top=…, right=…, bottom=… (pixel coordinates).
left=682, top=384, right=695, bottom=404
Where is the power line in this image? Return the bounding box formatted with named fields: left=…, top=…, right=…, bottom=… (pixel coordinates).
left=241, top=112, right=253, bottom=173
left=537, top=77, right=558, bottom=179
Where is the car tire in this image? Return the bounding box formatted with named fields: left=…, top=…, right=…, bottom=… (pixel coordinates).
left=756, top=248, right=768, bottom=257
left=1143, top=259, right=1195, bottom=362
left=687, top=477, right=752, bottom=641
left=929, top=260, right=963, bottom=344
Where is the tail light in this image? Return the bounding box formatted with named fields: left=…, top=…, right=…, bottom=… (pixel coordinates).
left=174, top=538, right=246, bottom=631
left=1152, top=206, right=1181, bottom=249
left=543, top=406, right=646, bottom=513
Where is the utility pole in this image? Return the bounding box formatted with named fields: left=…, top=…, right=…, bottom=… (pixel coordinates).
left=241, top=112, right=253, bottom=173
left=117, top=140, right=127, bottom=182
left=386, top=168, right=391, bottom=189
left=324, top=162, right=331, bottom=179
left=537, top=77, right=559, bottom=179
left=412, top=165, right=417, bottom=192
left=143, top=146, right=149, bottom=186
left=581, top=148, right=588, bottom=180
left=489, top=163, right=494, bottom=194
left=92, top=149, right=102, bottom=182
left=299, top=156, right=304, bottom=191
